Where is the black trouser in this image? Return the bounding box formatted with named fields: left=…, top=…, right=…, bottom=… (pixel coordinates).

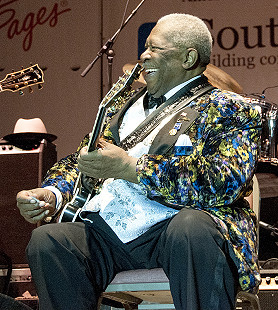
left=26, top=208, right=238, bottom=310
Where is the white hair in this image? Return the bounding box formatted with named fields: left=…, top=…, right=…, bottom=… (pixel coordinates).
left=157, top=13, right=212, bottom=65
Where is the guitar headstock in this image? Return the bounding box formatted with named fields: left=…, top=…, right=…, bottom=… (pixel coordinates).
left=101, top=63, right=143, bottom=108
left=0, top=64, right=44, bottom=94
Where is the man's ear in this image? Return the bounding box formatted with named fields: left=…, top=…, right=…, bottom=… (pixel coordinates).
left=182, top=48, right=199, bottom=69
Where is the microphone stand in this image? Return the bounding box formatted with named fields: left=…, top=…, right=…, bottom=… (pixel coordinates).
left=260, top=221, right=278, bottom=239
left=81, top=0, right=146, bottom=91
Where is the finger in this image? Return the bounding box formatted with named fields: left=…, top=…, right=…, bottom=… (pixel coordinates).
left=79, top=146, right=88, bottom=157
left=78, top=163, right=100, bottom=178
left=97, top=139, right=109, bottom=149
left=16, top=191, right=34, bottom=203
left=21, top=208, right=46, bottom=218
left=18, top=198, right=49, bottom=212
left=24, top=209, right=50, bottom=224
left=17, top=190, right=43, bottom=204
left=29, top=196, right=46, bottom=207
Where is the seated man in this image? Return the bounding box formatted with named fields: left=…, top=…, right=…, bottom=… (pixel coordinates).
left=17, top=13, right=261, bottom=310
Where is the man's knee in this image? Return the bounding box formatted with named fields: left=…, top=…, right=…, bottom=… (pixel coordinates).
left=165, top=208, right=222, bottom=245
left=27, top=224, right=57, bottom=256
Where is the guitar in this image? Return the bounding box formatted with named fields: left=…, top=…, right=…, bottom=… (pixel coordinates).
left=58, top=63, right=143, bottom=222
left=0, top=64, right=44, bottom=94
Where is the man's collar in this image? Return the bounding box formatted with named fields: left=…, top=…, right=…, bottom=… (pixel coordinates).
left=164, top=75, right=201, bottom=100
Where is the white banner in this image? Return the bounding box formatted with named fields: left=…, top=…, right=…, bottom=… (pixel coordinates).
left=1, top=0, right=277, bottom=158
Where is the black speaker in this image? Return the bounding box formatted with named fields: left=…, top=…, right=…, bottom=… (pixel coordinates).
left=0, top=140, right=57, bottom=265
left=258, top=269, right=278, bottom=310
left=258, top=290, right=278, bottom=309
left=256, top=162, right=278, bottom=261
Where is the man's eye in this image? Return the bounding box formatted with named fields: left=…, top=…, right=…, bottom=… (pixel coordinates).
left=145, top=46, right=164, bottom=51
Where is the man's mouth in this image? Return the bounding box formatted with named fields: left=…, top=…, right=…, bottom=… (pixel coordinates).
left=145, top=68, right=158, bottom=75
left=144, top=68, right=158, bottom=81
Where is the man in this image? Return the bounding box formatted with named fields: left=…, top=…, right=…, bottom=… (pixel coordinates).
left=17, top=13, right=261, bottom=310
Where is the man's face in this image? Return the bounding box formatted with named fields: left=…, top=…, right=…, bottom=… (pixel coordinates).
left=140, top=23, right=187, bottom=98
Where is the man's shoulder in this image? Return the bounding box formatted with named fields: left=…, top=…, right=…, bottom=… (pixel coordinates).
left=208, top=88, right=254, bottom=109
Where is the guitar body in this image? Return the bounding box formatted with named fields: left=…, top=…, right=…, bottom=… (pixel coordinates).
left=58, top=63, right=143, bottom=223
left=58, top=177, right=92, bottom=222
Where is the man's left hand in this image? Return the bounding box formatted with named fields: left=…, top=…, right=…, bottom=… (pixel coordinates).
left=78, top=139, right=138, bottom=183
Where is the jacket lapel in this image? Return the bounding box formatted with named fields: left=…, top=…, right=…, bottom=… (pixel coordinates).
left=148, top=106, right=200, bottom=155
left=109, top=75, right=212, bottom=149
left=109, top=87, right=147, bottom=145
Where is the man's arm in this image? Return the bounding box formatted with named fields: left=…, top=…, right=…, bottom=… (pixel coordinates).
left=16, top=135, right=90, bottom=223
left=136, top=90, right=262, bottom=208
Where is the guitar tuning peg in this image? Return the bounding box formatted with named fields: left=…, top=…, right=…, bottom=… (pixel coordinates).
left=29, top=86, right=33, bottom=93
left=19, top=90, right=24, bottom=96
left=38, top=84, right=43, bottom=90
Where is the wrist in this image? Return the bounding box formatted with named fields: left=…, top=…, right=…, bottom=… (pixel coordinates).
left=43, top=186, right=63, bottom=221
left=122, top=156, right=139, bottom=183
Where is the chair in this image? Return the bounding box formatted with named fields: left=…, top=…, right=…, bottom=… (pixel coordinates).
left=100, top=175, right=261, bottom=310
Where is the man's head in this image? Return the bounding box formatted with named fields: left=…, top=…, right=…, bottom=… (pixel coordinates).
left=140, top=13, right=212, bottom=98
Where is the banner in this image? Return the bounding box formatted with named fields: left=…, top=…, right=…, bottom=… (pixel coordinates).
left=1, top=0, right=277, bottom=158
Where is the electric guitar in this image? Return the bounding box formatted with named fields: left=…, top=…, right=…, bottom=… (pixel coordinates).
left=0, top=64, right=44, bottom=94
left=58, top=63, right=143, bottom=222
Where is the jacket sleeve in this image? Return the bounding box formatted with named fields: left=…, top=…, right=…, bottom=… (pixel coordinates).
left=41, top=135, right=90, bottom=207
left=136, top=90, right=262, bottom=208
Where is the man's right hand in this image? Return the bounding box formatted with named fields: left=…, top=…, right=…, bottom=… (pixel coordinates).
left=16, top=188, right=56, bottom=224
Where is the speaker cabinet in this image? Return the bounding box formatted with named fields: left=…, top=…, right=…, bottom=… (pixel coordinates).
left=256, top=162, right=278, bottom=261
left=258, top=269, right=278, bottom=310
left=0, top=140, right=57, bottom=265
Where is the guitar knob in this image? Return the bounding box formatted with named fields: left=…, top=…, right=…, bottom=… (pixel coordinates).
left=19, top=90, right=24, bottom=96
left=29, top=86, right=33, bottom=93
left=38, top=84, right=43, bottom=90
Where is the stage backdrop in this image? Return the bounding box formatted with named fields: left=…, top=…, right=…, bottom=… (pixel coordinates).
left=1, top=0, right=278, bottom=160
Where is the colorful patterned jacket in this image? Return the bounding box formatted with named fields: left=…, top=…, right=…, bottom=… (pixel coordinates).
left=42, top=75, right=262, bottom=293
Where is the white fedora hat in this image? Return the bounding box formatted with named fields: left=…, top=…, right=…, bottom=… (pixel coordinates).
left=3, top=118, right=57, bottom=145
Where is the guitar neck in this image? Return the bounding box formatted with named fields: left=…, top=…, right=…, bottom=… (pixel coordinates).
left=86, top=63, right=143, bottom=153
left=87, top=105, right=106, bottom=152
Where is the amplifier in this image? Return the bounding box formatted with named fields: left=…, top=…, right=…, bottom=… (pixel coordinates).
left=0, top=266, right=36, bottom=297
left=0, top=140, right=57, bottom=265
left=255, top=164, right=278, bottom=261
left=258, top=269, right=278, bottom=309
left=0, top=266, right=38, bottom=309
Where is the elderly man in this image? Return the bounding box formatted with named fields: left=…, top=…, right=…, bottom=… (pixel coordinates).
left=17, top=13, right=261, bottom=310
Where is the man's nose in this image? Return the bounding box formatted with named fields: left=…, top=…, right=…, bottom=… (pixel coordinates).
left=140, top=48, right=152, bottom=62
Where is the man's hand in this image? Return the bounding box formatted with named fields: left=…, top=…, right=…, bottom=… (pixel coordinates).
left=16, top=188, right=56, bottom=224
left=78, top=139, right=138, bottom=183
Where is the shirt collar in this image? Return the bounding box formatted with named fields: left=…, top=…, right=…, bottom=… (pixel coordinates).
left=164, top=75, right=201, bottom=100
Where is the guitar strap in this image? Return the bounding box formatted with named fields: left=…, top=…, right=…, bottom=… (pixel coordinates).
left=119, top=78, right=215, bottom=153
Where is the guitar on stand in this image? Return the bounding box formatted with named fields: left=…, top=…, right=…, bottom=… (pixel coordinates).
left=58, top=63, right=143, bottom=222
left=0, top=64, right=44, bottom=94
